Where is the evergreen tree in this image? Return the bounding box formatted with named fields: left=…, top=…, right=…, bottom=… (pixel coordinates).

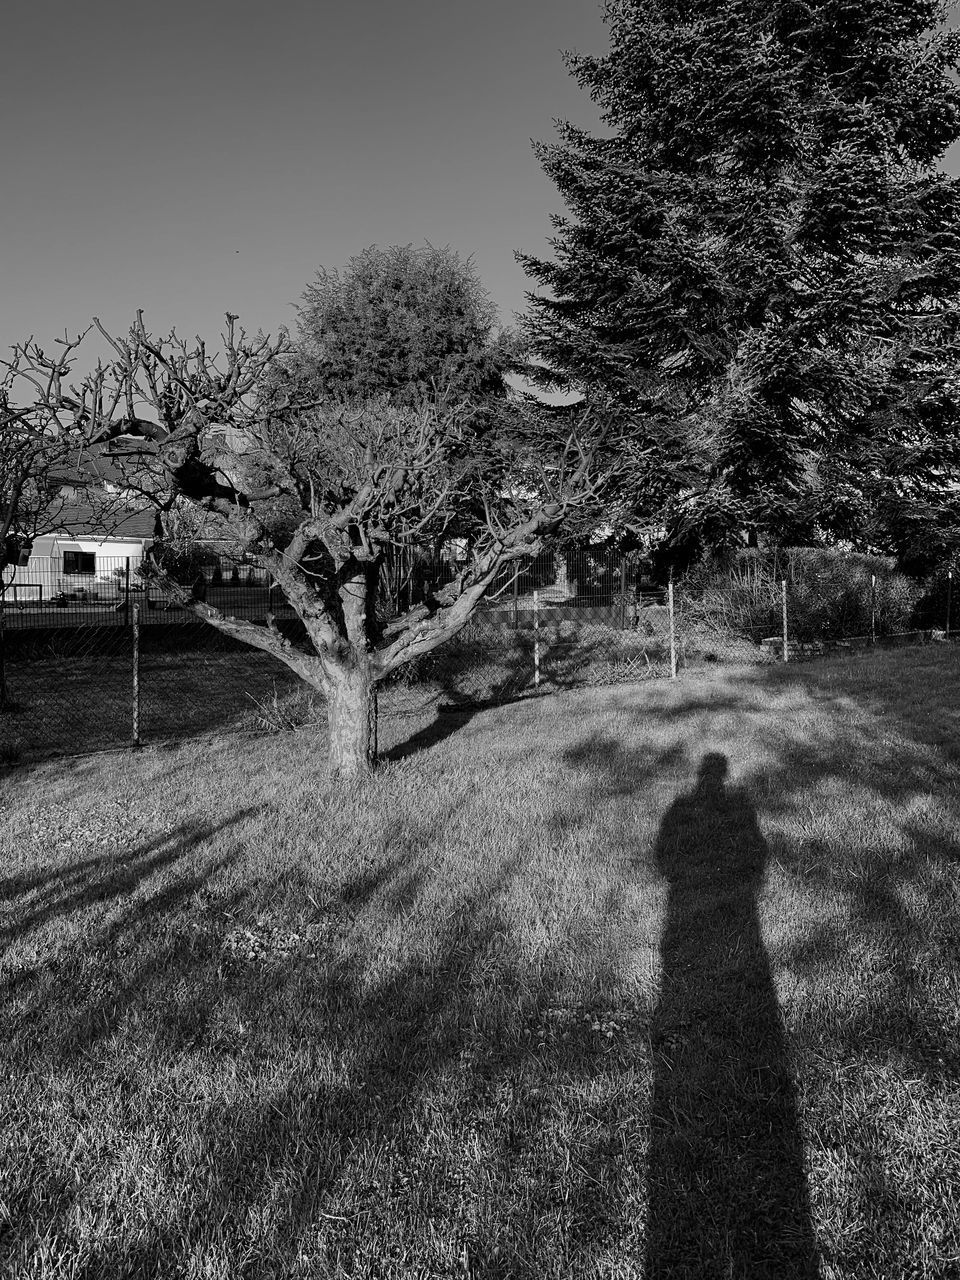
left=519, top=0, right=960, bottom=566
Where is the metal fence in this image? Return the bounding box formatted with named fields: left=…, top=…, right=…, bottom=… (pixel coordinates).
left=1, top=549, right=956, bottom=766
left=0, top=546, right=641, bottom=630
left=0, top=555, right=295, bottom=631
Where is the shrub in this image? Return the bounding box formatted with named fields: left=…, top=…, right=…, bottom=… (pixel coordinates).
left=147, top=541, right=218, bottom=586
left=681, top=548, right=921, bottom=643
left=909, top=570, right=958, bottom=631
left=244, top=684, right=324, bottom=733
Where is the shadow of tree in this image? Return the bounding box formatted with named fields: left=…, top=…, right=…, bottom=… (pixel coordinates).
left=382, top=618, right=659, bottom=764
left=383, top=704, right=484, bottom=764
left=0, top=808, right=263, bottom=1261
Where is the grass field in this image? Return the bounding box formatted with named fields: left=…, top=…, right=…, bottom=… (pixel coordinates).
left=1, top=647, right=958, bottom=1278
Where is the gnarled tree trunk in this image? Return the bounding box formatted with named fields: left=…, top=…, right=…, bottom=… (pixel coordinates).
left=325, top=659, right=378, bottom=778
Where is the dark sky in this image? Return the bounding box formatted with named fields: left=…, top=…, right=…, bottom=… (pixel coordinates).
left=2, top=0, right=609, bottom=356
left=3, top=1, right=958, bottom=362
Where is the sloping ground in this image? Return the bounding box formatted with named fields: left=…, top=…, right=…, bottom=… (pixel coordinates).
left=0, top=648, right=958, bottom=1277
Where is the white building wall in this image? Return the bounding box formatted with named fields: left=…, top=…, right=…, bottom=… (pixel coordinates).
left=2, top=538, right=151, bottom=602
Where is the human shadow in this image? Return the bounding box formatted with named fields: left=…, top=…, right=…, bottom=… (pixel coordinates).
left=645, top=753, right=818, bottom=1279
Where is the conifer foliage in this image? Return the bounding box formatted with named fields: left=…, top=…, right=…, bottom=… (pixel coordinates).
left=519, top=0, right=960, bottom=564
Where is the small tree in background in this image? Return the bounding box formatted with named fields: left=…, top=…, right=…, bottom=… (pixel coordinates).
left=295, top=242, right=522, bottom=406
left=5, top=315, right=616, bottom=776
left=519, top=0, right=960, bottom=567
left=293, top=243, right=530, bottom=611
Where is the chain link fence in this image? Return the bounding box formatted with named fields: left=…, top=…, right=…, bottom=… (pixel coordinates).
left=1, top=547, right=956, bottom=766
left=0, top=615, right=305, bottom=765
left=0, top=554, right=294, bottom=631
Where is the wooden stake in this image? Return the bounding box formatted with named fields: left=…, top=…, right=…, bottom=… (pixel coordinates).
left=132, top=603, right=141, bottom=748
left=947, top=570, right=953, bottom=638
left=533, top=590, right=541, bottom=688
left=871, top=574, right=877, bottom=644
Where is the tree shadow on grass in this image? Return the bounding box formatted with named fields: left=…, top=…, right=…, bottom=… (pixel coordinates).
left=55, top=853, right=535, bottom=1277
left=644, top=752, right=817, bottom=1279
left=0, top=806, right=265, bottom=1270
left=382, top=688, right=549, bottom=764
left=383, top=704, right=483, bottom=763
left=4, top=785, right=665, bottom=1278
left=0, top=808, right=260, bottom=955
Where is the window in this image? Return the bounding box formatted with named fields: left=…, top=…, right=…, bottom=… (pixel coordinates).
left=63, top=551, right=95, bottom=575
left=17, top=548, right=31, bottom=567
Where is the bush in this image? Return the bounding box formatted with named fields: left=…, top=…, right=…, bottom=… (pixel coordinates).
left=681, top=548, right=921, bottom=643
left=244, top=684, right=324, bottom=733
left=147, top=541, right=218, bottom=587
left=909, top=570, right=958, bottom=632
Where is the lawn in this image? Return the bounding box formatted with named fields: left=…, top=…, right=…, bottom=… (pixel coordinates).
left=0, top=647, right=958, bottom=1278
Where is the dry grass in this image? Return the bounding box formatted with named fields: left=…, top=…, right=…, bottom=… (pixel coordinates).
left=0, top=647, right=959, bottom=1277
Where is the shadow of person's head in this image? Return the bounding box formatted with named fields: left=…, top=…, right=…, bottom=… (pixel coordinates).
left=655, top=751, right=765, bottom=888
left=694, top=750, right=728, bottom=796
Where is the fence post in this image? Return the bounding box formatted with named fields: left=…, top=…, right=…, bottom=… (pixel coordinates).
left=871, top=574, right=877, bottom=644
left=131, top=603, right=141, bottom=748
left=947, top=570, right=953, bottom=639
left=0, top=598, right=6, bottom=711
left=668, top=575, right=677, bottom=679
left=533, top=589, right=541, bottom=688
left=782, top=579, right=789, bottom=663
left=619, top=556, right=628, bottom=629
left=124, top=557, right=131, bottom=628
left=512, top=568, right=520, bottom=630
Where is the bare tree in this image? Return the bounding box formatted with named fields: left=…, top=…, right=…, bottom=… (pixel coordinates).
left=5, top=314, right=616, bottom=775
left=0, top=333, right=106, bottom=708
left=0, top=333, right=91, bottom=576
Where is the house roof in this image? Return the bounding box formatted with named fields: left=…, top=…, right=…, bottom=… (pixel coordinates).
left=50, top=435, right=153, bottom=487
left=40, top=438, right=159, bottom=541
left=47, top=501, right=157, bottom=540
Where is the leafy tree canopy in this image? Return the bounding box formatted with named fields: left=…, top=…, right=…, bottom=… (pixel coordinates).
left=294, top=242, right=520, bottom=406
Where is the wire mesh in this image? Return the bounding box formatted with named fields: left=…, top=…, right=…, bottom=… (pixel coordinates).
left=136, top=622, right=307, bottom=744
left=0, top=555, right=295, bottom=631
left=0, top=622, right=134, bottom=763
left=2, top=545, right=957, bottom=767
